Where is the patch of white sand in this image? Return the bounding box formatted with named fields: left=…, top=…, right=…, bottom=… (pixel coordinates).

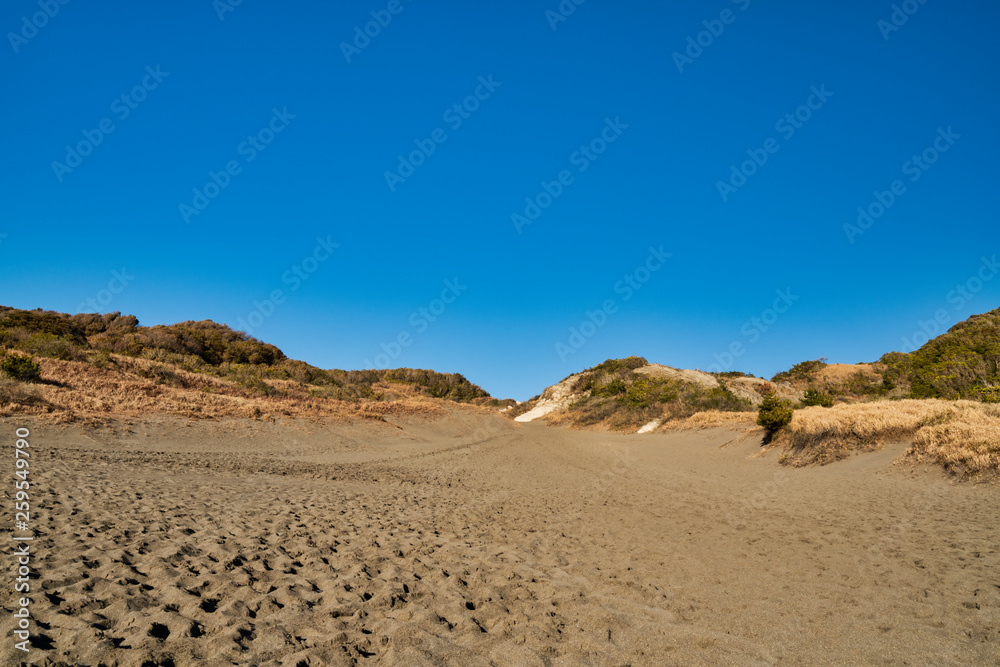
left=514, top=373, right=583, bottom=423
left=637, top=419, right=661, bottom=434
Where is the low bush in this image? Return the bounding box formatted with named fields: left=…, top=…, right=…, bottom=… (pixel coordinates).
left=1, top=353, right=41, bottom=382
left=757, top=392, right=793, bottom=440
left=800, top=388, right=833, bottom=408
left=771, top=358, right=828, bottom=384
left=17, top=333, right=82, bottom=361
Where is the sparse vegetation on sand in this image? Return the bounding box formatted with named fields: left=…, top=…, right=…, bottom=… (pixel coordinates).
left=773, top=399, right=1000, bottom=477
left=542, top=357, right=754, bottom=431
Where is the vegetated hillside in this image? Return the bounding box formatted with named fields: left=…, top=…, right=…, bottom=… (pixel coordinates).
left=769, top=359, right=900, bottom=404
left=762, top=308, right=1000, bottom=477
left=880, top=307, right=1000, bottom=402
left=768, top=307, right=1000, bottom=405
left=509, top=357, right=801, bottom=431
left=0, top=306, right=506, bottom=422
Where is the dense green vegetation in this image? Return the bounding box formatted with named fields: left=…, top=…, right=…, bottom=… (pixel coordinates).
left=880, top=308, right=1000, bottom=402
left=0, top=307, right=492, bottom=402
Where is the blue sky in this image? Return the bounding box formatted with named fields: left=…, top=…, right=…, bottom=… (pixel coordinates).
left=2, top=0, right=997, bottom=400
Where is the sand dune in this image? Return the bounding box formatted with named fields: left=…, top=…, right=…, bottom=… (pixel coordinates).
left=2, top=408, right=998, bottom=665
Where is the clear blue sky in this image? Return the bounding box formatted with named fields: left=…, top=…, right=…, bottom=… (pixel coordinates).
left=2, top=0, right=997, bottom=400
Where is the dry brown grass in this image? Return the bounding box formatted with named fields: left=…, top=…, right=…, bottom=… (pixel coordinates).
left=0, top=378, right=46, bottom=408
left=662, top=410, right=758, bottom=430
left=0, top=350, right=442, bottom=425
left=773, top=399, right=1000, bottom=477
left=814, top=363, right=877, bottom=385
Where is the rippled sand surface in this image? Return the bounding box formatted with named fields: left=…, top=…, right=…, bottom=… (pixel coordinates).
left=2, top=409, right=997, bottom=665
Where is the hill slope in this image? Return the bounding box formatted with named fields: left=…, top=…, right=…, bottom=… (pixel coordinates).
left=880, top=307, right=1000, bottom=402
left=509, top=357, right=802, bottom=431
left=0, top=306, right=506, bottom=423
left=765, top=307, right=1000, bottom=404
left=508, top=306, right=1000, bottom=434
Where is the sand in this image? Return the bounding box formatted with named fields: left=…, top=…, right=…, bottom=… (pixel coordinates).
left=1, top=407, right=998, bottom=665
left=514, top=374, right=583, bottom=423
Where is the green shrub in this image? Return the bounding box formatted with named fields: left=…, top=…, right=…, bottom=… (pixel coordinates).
left=591, top=357, right=648, bottom=374
left=800, top=388, right=833, bottom=408
left=624, top=378, right=658, bottom=408
left=0, top=308, right=87, bottom=344
left=598, top=378, right=627, bottom=397
left=17, top=332, right=82, bottom=361
left=1, top=354, right=41, bottom=382
left=90, top=349, right=115, bottom=369
left=972, top=385, right=1000, bottom=403
left=771, top=358, right=828, bottom=384
left=757, top=392, right=793, bottom=439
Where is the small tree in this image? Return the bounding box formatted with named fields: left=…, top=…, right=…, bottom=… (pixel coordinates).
left=800, top=388, right=833, bottom=408
left=757, top=391, right=793, bottom=442
left=1, top=354, right=41, bottom=382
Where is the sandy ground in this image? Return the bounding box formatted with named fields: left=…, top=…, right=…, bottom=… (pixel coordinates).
left=1, top=408, right=998, bottom=666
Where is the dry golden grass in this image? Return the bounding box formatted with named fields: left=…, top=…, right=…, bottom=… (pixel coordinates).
left=774, top=399, right=1000, bottom=477
left=814, top=363, right=878, bottom=385
left=662, top=410, right=758, bottom=430
left=0, top=351, right=442, bottom=425
left=910, top=403, right=1000, bottom=475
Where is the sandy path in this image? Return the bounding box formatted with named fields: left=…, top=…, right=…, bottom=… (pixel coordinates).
left=1, top=412, right=997, bottom=665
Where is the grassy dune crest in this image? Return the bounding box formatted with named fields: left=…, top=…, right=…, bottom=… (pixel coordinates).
left=774, top=399, right=1000, bottom=476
